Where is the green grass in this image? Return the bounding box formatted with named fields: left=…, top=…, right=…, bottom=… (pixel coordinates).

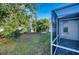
left=0, top=33, right=50, bottom=55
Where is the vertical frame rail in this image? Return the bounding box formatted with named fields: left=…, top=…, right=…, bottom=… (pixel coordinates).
left=51, top=11, right=58, bottom=55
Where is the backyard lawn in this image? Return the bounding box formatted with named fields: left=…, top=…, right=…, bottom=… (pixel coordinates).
left=0, top=33, right=50, bottom=55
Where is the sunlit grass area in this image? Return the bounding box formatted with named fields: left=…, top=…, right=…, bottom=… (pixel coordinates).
left=0, top=33, right=50, bottom=55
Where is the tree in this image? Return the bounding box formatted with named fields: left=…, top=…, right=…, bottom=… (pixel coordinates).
left=32, top=18, right=50, bottom=32
left=0, top=4, right=37, bottom=37
left=24, top=4, right=37, bottom=32
left=40, top=18, right=50, bottom=32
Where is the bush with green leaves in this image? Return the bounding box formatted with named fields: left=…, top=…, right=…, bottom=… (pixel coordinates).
left=0, top=4, right=37, bottom=37
left=32, top=18, right=50, bottom=32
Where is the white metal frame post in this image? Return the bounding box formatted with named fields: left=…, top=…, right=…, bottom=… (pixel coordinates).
left=51, top=11, right=58, bottom=55
left=50, top=22, right=52, bottom=55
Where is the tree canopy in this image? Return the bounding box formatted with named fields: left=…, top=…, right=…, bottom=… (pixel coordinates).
left=32, top=18, right=50, bottom=32
left=0, top=4, right=37, bottom=37
left=0, top=3, right=50, bottom=38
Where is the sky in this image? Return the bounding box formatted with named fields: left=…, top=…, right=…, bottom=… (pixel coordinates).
left=36, top=3, right=70, bottom=20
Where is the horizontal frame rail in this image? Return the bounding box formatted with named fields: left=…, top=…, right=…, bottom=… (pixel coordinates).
left=52, top=44, right=79, bottom=53
left=59, top=17, right=79, bottom=21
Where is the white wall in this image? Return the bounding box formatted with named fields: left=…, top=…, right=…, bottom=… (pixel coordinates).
left=59, top=20, right=79, bottom=41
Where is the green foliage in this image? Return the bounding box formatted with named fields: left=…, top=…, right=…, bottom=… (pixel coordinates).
left=0, top=4, right=37, bottom=37
left=32, top=18, right=50, bottom=32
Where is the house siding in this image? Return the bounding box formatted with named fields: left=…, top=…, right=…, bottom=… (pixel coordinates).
left=59, top=20, right=79, bottom=40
